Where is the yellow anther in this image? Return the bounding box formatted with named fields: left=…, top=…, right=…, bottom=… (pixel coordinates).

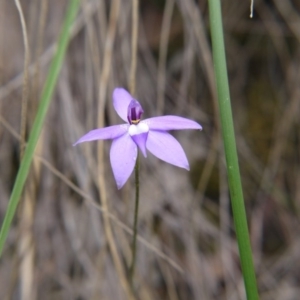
left=131, top=119, right=140, bottom=124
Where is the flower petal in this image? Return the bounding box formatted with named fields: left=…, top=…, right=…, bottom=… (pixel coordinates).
left=113, top=88, right=133, bottom=122
left=146, top=130, right=189, bottom=170
left=143, top=116, right=202, bottom=131
left=110, top=133, right=137, bottom=189
left=128, top=123, right=149, bottom=157
left=131, top=132, right=148, bottom=157
left=73, top=124, right=128, bottom=146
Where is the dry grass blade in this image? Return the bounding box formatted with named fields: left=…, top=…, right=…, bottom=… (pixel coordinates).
left=0, top=0, right=300, bottom=298
left=96, top=1, right=134, bottom=298
left=14, top=0, right=30, bottom=158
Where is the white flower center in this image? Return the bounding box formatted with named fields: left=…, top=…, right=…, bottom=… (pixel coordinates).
left=128, top=122, right=149, bottom=136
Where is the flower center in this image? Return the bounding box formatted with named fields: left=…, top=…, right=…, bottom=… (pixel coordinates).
left=127, top=99, right=144, bottom=124
left=128, top=122, right=149, bottom=136
left=128, top=122, right=149, bottom=157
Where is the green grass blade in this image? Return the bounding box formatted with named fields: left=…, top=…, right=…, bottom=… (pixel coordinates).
left=208, top=0, right=259, bottom=299
left=0, top=0, right=80, bottom=257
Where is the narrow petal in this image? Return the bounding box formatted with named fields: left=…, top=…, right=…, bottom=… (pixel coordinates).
left=128, top=123, right=149, bottom=157
left=110, top=133, right=137, bottom=189
left=113, top=88, right=133, bottom=122
left=131, top=132, right=148, bottom=157
left=146, top=130, right=189, bottom=170
left=143, top=116, right=202, bottom=131
left=73, top=124, right=128, bottom=146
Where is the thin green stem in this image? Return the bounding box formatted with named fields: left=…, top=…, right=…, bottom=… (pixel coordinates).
left=129, top=153, right=140, bottom=287
left=208, top=0, right=259, bottom=299
left=0, top=0, right=80, bottom=257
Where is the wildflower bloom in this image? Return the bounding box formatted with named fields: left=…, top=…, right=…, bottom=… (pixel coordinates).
left=74, top=88, right=202, bottom=189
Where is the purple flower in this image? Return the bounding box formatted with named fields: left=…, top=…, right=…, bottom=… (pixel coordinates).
left=74, top=88, right=202, bottom=189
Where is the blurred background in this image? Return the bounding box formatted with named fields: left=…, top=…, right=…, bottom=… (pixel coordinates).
left=0, top=0, right=300, bottom=299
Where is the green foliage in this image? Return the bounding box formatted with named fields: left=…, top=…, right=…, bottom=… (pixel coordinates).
left=208, top=0, right=259, bottom=299
left=0, top=0, right=80, bottom=257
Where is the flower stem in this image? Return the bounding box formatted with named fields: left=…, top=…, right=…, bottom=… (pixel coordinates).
left=129, top=153, right=140, bottom=288
left=208, top=0, right=259, bottom=299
